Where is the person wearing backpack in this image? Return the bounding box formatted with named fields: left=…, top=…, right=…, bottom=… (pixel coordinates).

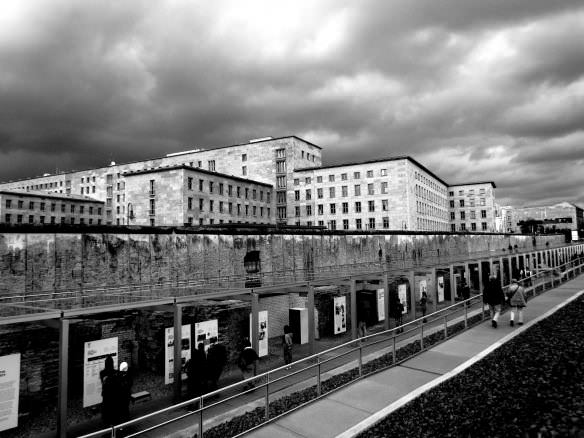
left=507, top=278, right=527, bottom=327
left=483, top=273, right=505, bottom=328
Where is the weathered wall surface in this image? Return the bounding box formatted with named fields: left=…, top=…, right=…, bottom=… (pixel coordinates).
left=0, top=231, right=565, bottom=300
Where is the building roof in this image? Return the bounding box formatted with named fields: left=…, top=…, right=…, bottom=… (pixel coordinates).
left=123, top=164, right=273, bottom=187
left=0, top=135, right=318, bottom=185
left=294, top=156, right=449, bottom=186
left=515, top=201, right=583, bottom=211
left=448, top=181, right=497, bottom=189
left=0, top=190, right=105, bottom=203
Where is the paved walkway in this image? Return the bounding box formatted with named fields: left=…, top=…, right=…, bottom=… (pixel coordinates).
left=244, top=276, right=584, bottom=438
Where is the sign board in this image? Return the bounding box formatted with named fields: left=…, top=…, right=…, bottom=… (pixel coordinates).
left=194, top=319, right=218, bottom=353
left=164, top=325, right=191, bottom=385
left=419, top=279, right=427, bottom=299
left=376, top=289, right=385, bottom=321
left=249, top=311, right=269, bottom=357
left=83, top=338, right=118, bottom=408
left=437, top=276, right=445, bottom=303
left=572, top=230, right=579, bottom=241
left=0, top=353, right=20, bottom=432
left=398, top=284, right=408, bottom=314
left=333, top=296, right=347, bottom=334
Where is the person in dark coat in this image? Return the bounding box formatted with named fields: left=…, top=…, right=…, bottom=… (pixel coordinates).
left=187, top=343, right=207, bottom=398
left=282, top=325, right=294, bottom=366
left=390, top=293, right=404, bottom=333
left=483, top=273, right=505, bottom=328
left=206, top=337, right=227, bottom=390
left=115, top=362, right=132, bottom=424
left=420, top=291, right=428, bottom=323
left=238, top=338, right=259, bottom=389
left=100, top=355, right=116, bottom=425
left=459, top=279, right=471, bottom=300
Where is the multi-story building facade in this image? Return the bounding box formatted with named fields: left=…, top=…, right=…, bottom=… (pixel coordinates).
left=0, top=190, right=105, bottom=225
left=291, top=157, right=450, bottom=231
left=510, top=202, right=584, bottom=234
left=447, top=182, right=497, bottom=232
left=124, top=165, right=274, bottom=226
left=0, top=136, right=321, bottom=225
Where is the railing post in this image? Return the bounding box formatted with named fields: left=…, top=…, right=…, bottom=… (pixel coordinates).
left=199, top=396, right=204, bottom=438
left=420, top=322, right=424, bottom=350
left=392, top=332, right=396, bottom=363
left=265, top=373, right=270, bottom=420
left=317, top=357, right=321, bottom=396
left=358, top=342, right=363, bottom=377
left=444, top=315, right=448, bottom=339
left=464, top=301, right=468, bottom=328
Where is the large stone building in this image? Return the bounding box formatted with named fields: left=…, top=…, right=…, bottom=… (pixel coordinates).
left=124, top=165, right=274, bottom=226
left=291, top=157, right=449, bottom=231
left=0, top=190, right=105, bottom=225
left=0, top=135, right=497, bottom=232
left=448, top=182, right=497, bottom=232
left=511, top=202, right=584, bottom=235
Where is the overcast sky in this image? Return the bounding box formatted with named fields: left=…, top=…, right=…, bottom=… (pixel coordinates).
left=1, top=0, right=583, bottom=207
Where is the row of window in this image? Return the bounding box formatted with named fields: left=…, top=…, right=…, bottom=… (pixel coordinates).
left=4, top=199, right=102, bottom=215
left=451, top=223, right=489, bottom=231
left=449, top=188, right=487, bottom=196
left=294, top=183, right=394, bottom=200
left=187, top=197, right=271, bottom=217
left=414, top=171, right=446, bottom=195
left=183, top=178, right=271, bottom=202
left=293, top=169, right=390, bottom=186
left=451, top=210, right=489, bottom=220
left=415, top=184, right=447, bottom=207
left=416, top=201, right=448, bottom=219
left=295, top=218, right=389, bottom=230
left=294, top=200, right=394, bottom=216
left=4, top=214, right=102, bottom=225
left=450, top=199, right=487, bottom=208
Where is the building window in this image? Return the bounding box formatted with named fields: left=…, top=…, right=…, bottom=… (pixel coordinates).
left=342, top=202, right=349, bottom=214
left=470, top=210, right=476, bottom=219
left=276, top=191, right=285, bottom=203
left=368, top=200, right=375, bottom=212
left=329, top=220, right=336, bottom=230
left=242, top=153, right=247, bottom=161
left=451, top=224, right=456, bottom=232
left=459, top=199, right=465, bottom=207
left=209, top=181, right=214, bottom=193
left=275, top=148, right=286, bottom=158
left=208, top=160, right=215, bottom=171
left=354, top=185, right=361, bottom=196
left=460, top=211, right=465, bottom=220
left=450, top=200, right=455, bottom=208
left=29, top=201, right=34, bottom=209
left=228, top=185, right=233, bottom=196
left=343, top=219, right=349, bottom=229
left=380, top=168, right=387, bottom=176
left=481, top=210, right=487, bottom=218
left=460, top=223, right=466, bottom=231
left=354, top=172, right=360, bottom=179
left=383, top=217, right=389, bottom=228
left=306, top=189, right=312, bottom=200
left=71, top=205, right=75, bottom=213
left=356, top=218, right=362, bottom=229
left=295, top=206, right=301, bottom=217
left=366, top=170, right=373, bottom=177
left=277, top=176, right=286, bottom=189
left=449, top=191, right=454, bottom=196
left=328, top=175, right=335, bottom=182
left=381, top=182, right=388, bottom=194
left=355, top=201, right=362, bottom=213
left=17, top=214, right=23, bottom=224
left=330, top=203, right=336, bottom=214
left=317, top=176, right=323, bottom=183
left=188, top=177, right=193, bottom=190
left=482, top=222, right=488, bottom=231
left=305, top=177, right=312, bottom=184
left=368, top=218, right=375, bottom=229
left=149, top=199, right=155, bottom=216
left=242, top=166, right=247, bottom=176
left=294, top=178, right=299, bottom=186
left=329, top=187, right=335, bottom=198
left=306, top=205, right=312, bottom=216
left=318, top=204, right=323, bottom=215
left=367, top=183, right=374, bottom=195
left=209, top=200, right=214, bottom=212
left=28, top=215, right=34, bottom=224
left=471, top=222, right=477, bottom=231
left=40, top=202, right=45, bottom=211
left=341, top=186, right=348, bottom=197
left=18, top=200, right=23, bottom=209
left=276, top=161, right=286, bottom=173
left=295, top=190, right=300, bottom=201
left=219, top=201, right=224, bottom=213
left=382, top=200, right=388, bottom=211
left=317, top=188, right=323, bottom=199
left=199, top=198, right=204, bottom=211
left=341, top=173, right=347, bottom=181
left=480, top=198, right=486, bottom=206
left=450, top=212, right=455, bottom=220
left=277, top=206, right=286, bottom=219
left=199, top=179, right=204, bottom=191
left=4, top=214, right=11, bottom=223
left=458, top=190, right=463, bottom=195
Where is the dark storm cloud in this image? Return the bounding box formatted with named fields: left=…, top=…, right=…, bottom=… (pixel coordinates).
left=1, top=0, right=584, bottom=207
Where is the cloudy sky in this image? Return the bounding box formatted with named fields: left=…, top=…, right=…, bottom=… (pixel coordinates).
left=1, top=0, right=583, bottom=207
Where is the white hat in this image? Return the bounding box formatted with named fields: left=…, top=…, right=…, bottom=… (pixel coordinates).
left=119, top=362, right=128, bottom=372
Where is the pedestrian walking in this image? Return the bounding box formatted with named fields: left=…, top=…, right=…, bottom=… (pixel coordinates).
left=206, top=337, right=227, bottom=391
left=483, top=273, right=505, bottom=328
left=187, top=342, right=207, bottom=398
left=100, top=355, right=116, bottom=426
left=116, top=362, right=132, bottom=424
left=238, top=338, right=259, bottom=389
left=282, top=325, right=293, bottom=367
left=507, top=278, right=527, bottom=327
left=420, top=291, right=428, bottom=323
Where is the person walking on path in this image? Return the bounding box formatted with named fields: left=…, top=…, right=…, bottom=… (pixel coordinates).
left=507, top=278, right=527, bottom=327
left=115, top=361, right=132, bottom=424
left=483, top=273, right=506, bottom=328
left=187, top=342, right=207, bottom=398
left=238, top=338, right=259, bottom=389
left=282, top=325, right=294, bottom=367
left=420, top=291, right=428, bottom=323
left=100, top=355, right=116, bottom=426
left=206, top=337, right=227, bottom=391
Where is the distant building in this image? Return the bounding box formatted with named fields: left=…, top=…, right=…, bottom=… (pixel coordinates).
left=124, top=165, right=274, bottom=226
left=0, top=190, right=105, bottom=225
left=495, top=205, right=514, bottom=233
left=447, top=182, right=497, bottom=232
left=291, top=157, right=450, bottom=231
left=511, top=202, right=584, bottom=234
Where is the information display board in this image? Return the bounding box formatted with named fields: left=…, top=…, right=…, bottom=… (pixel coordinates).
left=83, top=338, right=118, bottom=408
left=164, top=325, right=191, bottom=385
left=398, top=284, right=408, bottom=314
left=437, top=276, right=445, bottom=303
left=334, top=296, right=347, bottom=334
left=194, top=319, right=218, bottom=352
left=0, top=353, right=20, bottom=432
left=376, top=289, right=385, bottom=321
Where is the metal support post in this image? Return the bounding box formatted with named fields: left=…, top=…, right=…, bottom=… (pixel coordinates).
left=508, top=256, right=513, bottom=280
left=173, top=304, right=183, bottom=401
left=449, top=265, right=456, bottom=304
left=431, top=267, right=438, bottom=313
left=350, top=278, right=357, bottom=340
left=478, top=261, right=483, bottom=295
left=57, top=319, right=70, bottom=438
left=307, top=284, right=315, bottom=355
left=499, top=257, right=505, bottom=288
left=251, top=292, right=260, bottom=353
left=383, top=274, right=390, bottom=330
left=408, top=270, right=416, bottom=320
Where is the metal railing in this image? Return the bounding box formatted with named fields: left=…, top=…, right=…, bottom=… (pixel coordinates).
left=76, top=257, right=584, bottom=438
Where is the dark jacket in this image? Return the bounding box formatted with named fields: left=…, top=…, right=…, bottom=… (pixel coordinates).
left=483, top=277, right=505, bottom=306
